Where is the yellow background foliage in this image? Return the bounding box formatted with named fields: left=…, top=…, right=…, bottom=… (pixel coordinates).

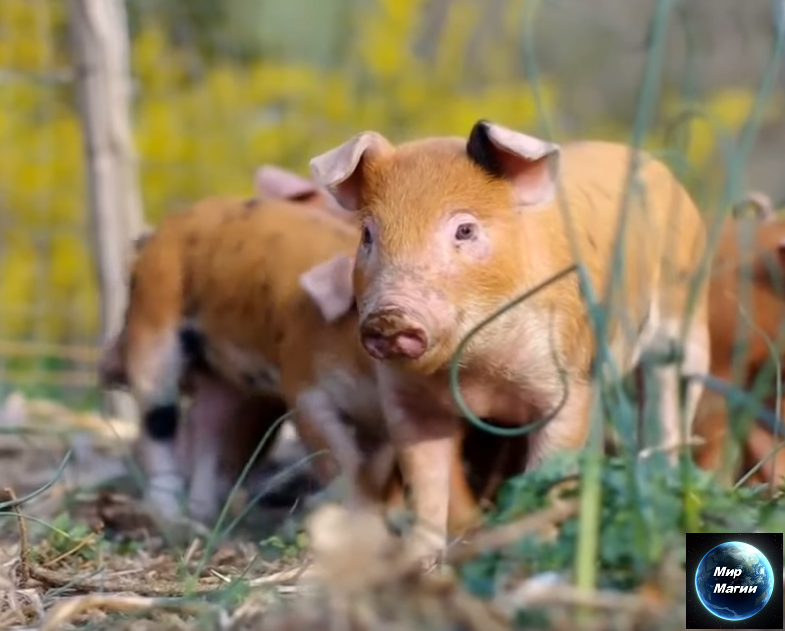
left=0, top=0, right=779, bottom=352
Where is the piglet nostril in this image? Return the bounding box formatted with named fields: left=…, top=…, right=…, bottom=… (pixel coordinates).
left=390, top=329, right=427, bottom=358
left=360, top=326, right=428, bottom=361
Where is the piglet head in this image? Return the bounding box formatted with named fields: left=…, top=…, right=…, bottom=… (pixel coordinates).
left=309, top=120, right=561, bottom=374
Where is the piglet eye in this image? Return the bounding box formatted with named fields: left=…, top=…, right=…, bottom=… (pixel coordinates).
left=361, top=226, right=373, bottom=247
left=455, top=222, right=477, bottom=241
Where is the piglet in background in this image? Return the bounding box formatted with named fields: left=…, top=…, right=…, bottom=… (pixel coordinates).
left=98, top=165, right=347, bottom=523
left=99, top=250, right=306, bottom=524
left=693, top=192, right=785, bottom=489
left=309, top=120, right=711, bottom=563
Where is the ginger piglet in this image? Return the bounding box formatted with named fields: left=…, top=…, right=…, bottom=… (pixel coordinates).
left=308, top=120, right=711, bottom=563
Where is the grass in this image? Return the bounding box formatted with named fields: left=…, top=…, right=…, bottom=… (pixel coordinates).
left=0, top=384, right=783, bottom=631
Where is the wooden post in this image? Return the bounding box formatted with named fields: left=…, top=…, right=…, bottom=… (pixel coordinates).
left=68, top=0, right=144, bottom=422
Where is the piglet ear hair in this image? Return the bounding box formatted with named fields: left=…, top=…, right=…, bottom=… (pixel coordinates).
left=309, top=131, right=394, bottom=211
left=255, top=165, right=320, bottom=202
left=299, top=254, right=356, bottom=324
left=466, top=119, right=561, bottom=208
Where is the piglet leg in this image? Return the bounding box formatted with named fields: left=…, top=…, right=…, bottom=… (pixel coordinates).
left=393, top=415, right=457, bottom=566
left=647, top=318, right=710, bottom=463
left=127, top=327, right=187, bottom=520
left=446, top=429, right=482, bottom=535
left=295, top=388, right=369, bottom=507
left=377, top=382, right=457, bottom=564
left=185, top=374, right=246, bottom=524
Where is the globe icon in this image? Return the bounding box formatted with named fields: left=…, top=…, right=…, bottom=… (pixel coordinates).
left=695, top=541, right=775, bottom=621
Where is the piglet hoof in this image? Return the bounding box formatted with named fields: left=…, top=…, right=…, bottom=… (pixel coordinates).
left=144, top=473, right=187, bottom=520
left=187, top=496, right=220, bottom=526
left=417, top=553, right=443, bottom=575
left=404, top=526, right=448, bottom=574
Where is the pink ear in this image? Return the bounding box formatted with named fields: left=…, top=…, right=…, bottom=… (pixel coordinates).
left=466, top=120, right=561, bottom=208
left=309, top=131, right=394, bottom=211
left=255, top=165, right=320, bottom=202
left=298, top=254, right=356, bottom=323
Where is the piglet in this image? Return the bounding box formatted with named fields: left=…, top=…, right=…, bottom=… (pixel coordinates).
left=98, top=168, right=352, bottom=523
left=693, top=194, right=785, bottom=488
left=99, top=298, right=296, bottom=523
left=309, top=120, right=711, bottom=562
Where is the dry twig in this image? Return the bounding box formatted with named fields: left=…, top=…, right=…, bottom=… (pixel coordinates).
left=494, top=579, right=662, bottom=619
left=247, top=561, right=314, bottom=587
left=29, top=564, right=222, bottom=597
left=4, top=487, right=30, bottom=587
left=29, top=559, right=309, bottom=598
left=445, top=499, right=578, bottom=565
left=39, top=593, right=211, bottom=631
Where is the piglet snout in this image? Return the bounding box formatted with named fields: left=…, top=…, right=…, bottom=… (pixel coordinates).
left=360, top=309, right=428, bottom=360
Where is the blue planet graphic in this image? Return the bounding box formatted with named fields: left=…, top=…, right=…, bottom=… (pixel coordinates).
left=695, top=541, right=775, bottom=621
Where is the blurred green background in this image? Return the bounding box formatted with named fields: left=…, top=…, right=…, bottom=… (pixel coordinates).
left=0, top=0, right=783, bottom=407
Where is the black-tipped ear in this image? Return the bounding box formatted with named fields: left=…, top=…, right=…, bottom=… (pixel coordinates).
left=463, top=119, right=561, bottom=208
left=467, top=120, right=504, bottom=179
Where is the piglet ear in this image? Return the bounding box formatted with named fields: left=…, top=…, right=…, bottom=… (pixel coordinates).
left=255, top=165, right=320, bottom=202
left=467, top=120, right=561, bottom=208
left=309, top=131, right=394, bottom=211
left=733, top=191, right=775, bottom=223
left=299, top=254, right=356, bottom=324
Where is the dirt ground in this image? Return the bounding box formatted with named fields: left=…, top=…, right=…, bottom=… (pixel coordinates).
left=0, top=390, right=775, bottom=631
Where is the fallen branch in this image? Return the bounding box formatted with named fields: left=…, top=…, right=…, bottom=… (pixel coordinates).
left=29, top=564, right=222, bottom=597
left=494, top=579, right=662, bottom=619
left=4, top=487, right=30, bottom=587
left=29, top=559, right=309, bottom=598
left=445, top=499, right=579, bottom=565
left=247, top=561, right=314, bottom=587
left=39, top=593, right=210, bottom=631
